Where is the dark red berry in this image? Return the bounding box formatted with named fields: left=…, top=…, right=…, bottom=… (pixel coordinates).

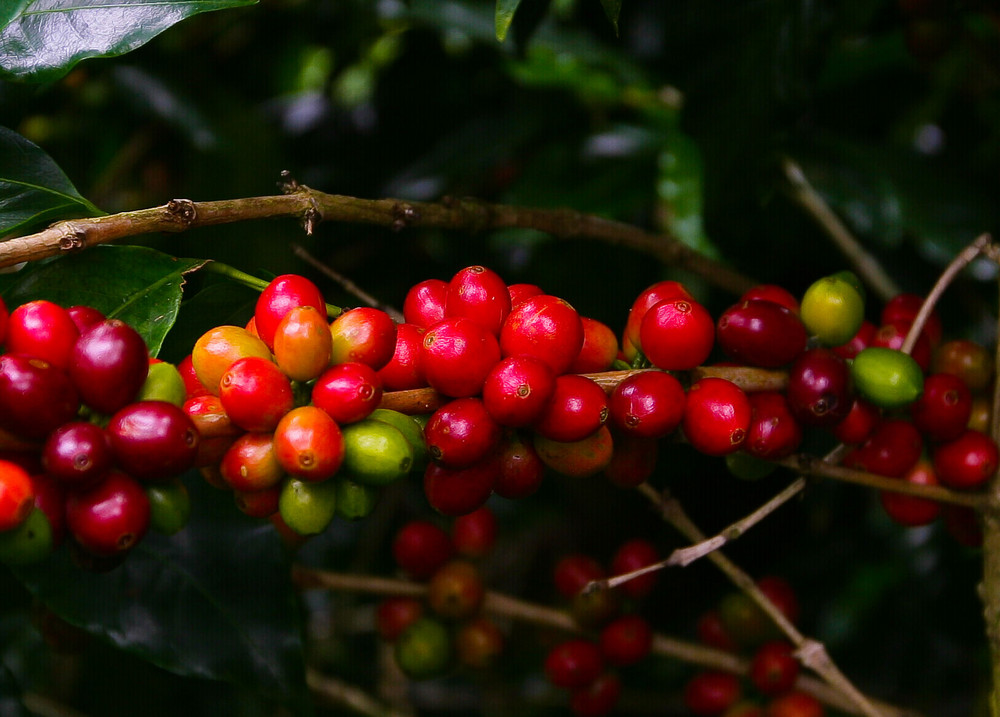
left=0, top=355, right=80, bottom=440
left=451, top=506, right=497, bottom=559
left=376, top=597, right=424, bottom=641
left=312, top=361, right=383, bottom=425
left=910, top=372, right=972, bottom=442
left=744, top=392, right=802, bottom=460
left=682, top=378, right=751, bottom=456
left=608, top=370, right=686, bottom=439
left=600, top=614, right=653, bottom=666
left=532, top=374, right=608, bottom=443
left=683, top=671, right=742, bottom=715
left=42, top=421, right=113, bottom=491
left=544, top=639, right=605, bottom=689
left=749, top=641, right=799, bottom=697
left=843, top=419, right=923, bottom=478
left=392, top=520, right=454, bottom=580
left=932, top=429, right=999, bottom=490
left=66, top=470, right=150, bottom=557
left=554, top=553, right=605, bottom=599
left=424, top=397, right=502, bottom=468
left=423, top=456, right=498, bottom=517
left=70, top=319, right=149, bottom=415
left=569, top=672, right=621, bottom=717
left=494, top=430, right=546, bottom=499
left=377, top=323, right=426, bottom=391
left=785, top=348, right=852, bottom=427
left=716, top=300, right=807, bottom=368
left=880, top=459, right=941, bottom=527
left=610, top=538, right=660, bottom=600
left=107, top=401, right=200, bottom=481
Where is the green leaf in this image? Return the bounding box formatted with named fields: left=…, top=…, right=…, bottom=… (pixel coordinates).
left=0, top=246, right=205, bottom=356
left=495, top=0, right=524, bottom=41
left=13, top=478, right=309, bottom=706
left=0, top=0, right=259, bottom=83
left=598, top=0, right=621, bottom=35
left=0, top=125, right=102, bottom=237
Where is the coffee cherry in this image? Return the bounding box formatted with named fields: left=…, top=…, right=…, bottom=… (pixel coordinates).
left=0, top=461, right=36, bottom=532
left=602, top=431, right=659, bottom=488
left=696, top=610, right=738, bottom=652
left=254, top=274, right=326, bottom=350
left=757, top=576, right=800, bottom=626
left=70, top=319, right=149, bottom=415
left=600, top=614, right=652, bottom=666
left=392, top=520, right=454, bottom=580
left=640, top=297, right=715, bottom=371
left=829, top=398, right=881, bottom=445
left=544, top=639, right=605, bottom=689
left=66, top=305, right=105, bottom=334
left=329, top=307, right=397, bottom=371
left=741, top=284, right=799, bottom=313
left=273, top=305, right=332, bottom=381
left=719, top=592, right=777, bottom=648
left=910, top=372, right=972, bottom=441
left=534, top=425, right=614, bottom=478
left=799, top=273, right=865, bottom=346
left=454, top=616, right=504, bottom=669
left=843, top=419, right=923, bottom=478
left=0, top=507, right=52, bottom=565
left=451, top=505, right=497, bottom=559
left=377, top=322, right=426, bottom=391
left=424, top=456, right=498, bottom=516
left=869, top=320, right=932, bottom=372
left=880, top=459, right=941, bottom=527
left=312, top=362, right=383, bottom=425
left=137, top=361, right=187, bottom=407
left=494, top=430, right=546, bottom=499
left=744, top=392, right=802, bottom=460
left=507, top=283, right=544, bottom=307
left=183, top=394, right=240, bottom=467
left=716, top=300, right=807, bottom=368
left=403, top=278, right=449, bottom=329
left=42, top=421, right=114, bottom=491
left=273, top=406, right=345, bottom=482
left=568, top=317, right=619, bottom=373
left=446, top=265, right=511, bottom=336
left=422, top=317, right=501, bottom=398
left=570, top=672, right=622, bottom=717
left=533, top=374, right=608, bottom=443
left=609, top=370, right=685, bottom=439
left=554, top=553, right=605, bottom=599
left=145, top=478, right=191, bottom=535
left=5, top=299, right=79, bottom=370
left=683, top=671, right=742, bottom=715
left=683, top=378, right=751, bottom=456
left=500, top=294, right=584, bottom=375
left=610, top=538, right=660, bottom=600
left=749, top=641, right=799, bottom=697
left=29, top=473, right=66, bottom=546
left=0, top=295, right=7, bottom=346
left=333, top=477, right=379, bottom=520
left=376, top=597, right=424, bottom=641
left=932, top=429, right=999, bottom=490
left=219, top=432, right=284, bottom=492
left=219, top=356, right=294, bottom=432
left=425, top=397, right=501, bottom=468
left=482, top=355, right=556, bottom=428
left=191, top=325, right=272, bottom=396
left=932, top=339, right=993, bottom=392
left=785, top=349, right=852, bottom=427
left=66, top=470, right=150, bottom=556
left=832, top=319, right=875, bottom=360
left=108, top=401, right=200, bottom=481
left=232, top=484, right=281, bottom=518
left=0, top=355, right=80, bottom=440
left=177, top=354, right=208, bottom=399
left=882, top=292, right=941, bottom=346
left=367, top=408, right=429, bottom=471
left=278, top=477, right=338, bottom=536
left=765, top=691, right=824, bottom=717
left=851, top=347, right=923, bottom=409
left=339, top=418, right=413, bottom=485
left=427, top=559, right=485, bottom=619
left=624, top=280, right=694, bottom=354
left=394, top=616, right=452, bottom=680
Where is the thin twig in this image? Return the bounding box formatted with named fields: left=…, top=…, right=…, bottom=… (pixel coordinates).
left=980, top=265, right=1000, bottom=714
left=291, top=243, right=405, bottom=322
left=307, top=668, right=413, bottom=717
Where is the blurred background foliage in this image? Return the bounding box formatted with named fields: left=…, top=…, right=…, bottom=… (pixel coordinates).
left=2, top=0, right=1000, bottom=715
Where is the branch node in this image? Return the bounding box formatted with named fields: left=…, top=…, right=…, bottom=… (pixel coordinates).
left=795, top=639, right=829, bottom=671
left=279, top=170, right=300, bottom=193
left=391, top=203, right=421, bottom=232
left=57, top=229, right=86, bottom=252
left=165, top=199, right=197, bottom=226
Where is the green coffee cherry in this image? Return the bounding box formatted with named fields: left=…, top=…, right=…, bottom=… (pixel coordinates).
left=725, top=452, right=777, bottom=481
left=800, top=273, right=865, bottom=347
left=394, top=616, right=452, bottom=680
left=279, top=478, right=338, bottom=536
left=851, top=347, right=924, bottom=409
left=0, top=508, right=53, bottom=565
left=340, top=419, right=414, bottom=486
left=368, top=408, right=429, bottom=471
left=146, top=479, right=192, bottom=535
left=137, top=362, right=188, bottom=407
left=334, top=478, right=379, bottom=520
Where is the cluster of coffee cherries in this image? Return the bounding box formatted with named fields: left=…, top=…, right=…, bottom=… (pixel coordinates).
left=685, top=579, right=823, bottom=716
left=378, top=508, right=504, bottom=679
left=182, top=274, right=426, bottom=539
left=0, top=297, right=199, bottom=569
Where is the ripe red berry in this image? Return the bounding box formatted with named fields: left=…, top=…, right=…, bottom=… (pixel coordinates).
left=600, top=614, right=652, bottom=666
left=392, top=520, right=454, bottom=580
left=272, top=406, right=345, bottom=482
left=494, top=430, right=546, bottom=499
left=932, top=429, right=999, bottom=490
left=312, top=362, right=383, bottom=425
left=765, top=691, right=824, bottom=717
left=532, top=374, right=608, bottom=443
left=568, top=317, right=619, bottom=374
left=42, top=421, right=114, bottom=491
left=70, top=319, right=149, bottom=415
left=219, top=432, right=284, bottom=492
left=108, top=401, right=200, bottom=481
left=610, top=538, right=660, bottom=600
left=329, top=307, right=397, bottom=371
left=910, top=372, right=972, bottom=442
left=640, top=298, right=715, bottom=371
left=785, top=348, right=852, bottom=427
left=880, top=459, right=941, bottom=527
left=499, top=294, right=584, bottom=375
left=843, top=419, right=923, bottom=478
left=716, top=300, right=807, bottom=368
left=882, top=292, right=941, bottom=346
left=425, top=397, right=502, bottom=468
left=682, top=378, right=751, bottom=456
left=554, top=553, right=605, bottom=599
left=403, top=278, right=449, bottom=329
left=0, top=461, right=35, bottom=532
left=829, top=397, right=880, bottom=445
left=744, top=392, right=802, bottom=460
left=544, top=639, right=605, bottom=689
left=451, top=505, right=498, bottom=559
left=219, top=356, right=294, bottom=432
left=65, top=305, right=105, bottom=334
left=609, top=370, right=685, bottom=439
left=423, top=456, right=498, bottom=517
left=254, top=274, right=326, bottom=350
left=376, top=322, right=426, bottom=391
left=481, top=355, right=556, bottom=428
left=569, top=672, right=622, bottom=717
left=683, top=671, right=742, bottom=716
left=749, top=641, right=799, bottom=697
left=0, top=355, right=80, bottom=440
left=66, top=470, right=150, bottom=557
left=624, top=280, right=694, bottom=353
left=5, top=299, right=79, bottom=370
left=832, top=319, right=875, bottom=360
left=740, top=284, right=799, bottom=313
left=870, top=320, right=932, bottom=372
left=507, top=283, right=543, bottom=307
left=602, top=430, right=658, bottom=488
left=422, top=317, right=501, bottom=398
left=376, top=597, right=424, bottom=641
left=696, top=610, right=738, bottom=652
left=445, top=265, right=511, bottom=336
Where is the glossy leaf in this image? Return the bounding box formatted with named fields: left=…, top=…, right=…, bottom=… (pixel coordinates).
left=495, top=0, right=524, bottom=41
left=0, top=125, right=102, bottom=237
left=0, top=0, right=258, bottom=83
left=13, top=478, right=309, bottom=705
left=0, top=246, right=205, bottom=356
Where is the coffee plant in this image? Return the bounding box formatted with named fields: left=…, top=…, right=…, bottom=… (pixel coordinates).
left=0, top=1, right=999, bottom=716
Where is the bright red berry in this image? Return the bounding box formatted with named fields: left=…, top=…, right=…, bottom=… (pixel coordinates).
left=682, top=378, right=751, bottom=456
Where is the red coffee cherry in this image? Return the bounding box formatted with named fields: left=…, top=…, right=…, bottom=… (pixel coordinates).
left=740, top=284, right=799, bottom=313
left=744, top=392, right=802, bottom=460
left=494, top=430, right=546, bottom=499
left=600, top=614, right=653, bottom=666
left=602, top=430, right=659, bottom=488
left=5, top=299, right=79, bottom=370
left=219, top=432, right=284, bottom=492
left=533, top=374, right=608, bottom=443
left=423, top=456, right=498, bottom=517
left=70, top=319, right=149, bottom=415
left=254, top=273, right=326, bottom=350
left=445, top=265, right=511, bottom=336
left=554, top=553, right=605, bottom=599
left=882, top=292, right=941, bottom=346
left=683, top=671, right=742, bottom=715
left=403, top=278, right=449, bottom=329
left=392, top=520, right=454, bottom=580
left=107, top=401, right=200, bottom=481
left=66, top=470, right=150, bottom=557
left=65, top=305, right=105, bottom=334
left=910, top=372, right=972, bottom=442
left=640, top=297, right=715, bottom=371
left=749, top=641, right=799, bottom=697
left=682, top=378, right=751, bottom=456
left=609, top=370, right=685, bottom=439
left=757, top=576, right=800, bottom=626
left=273, top=406, right=345, bottom=482
left=716, top=300, right=807, bottom=368
left=832, top=319, right=875, bottom=360
left=568, top=317, right=619, bottom=374
left=544, top=639, right=605, bottom=689
left=0, top=355, right=80, bottom=440
left=843, top=419, right=923, bottom=478
left=451, top=505, right=497, bottom=559
left=232, top=484, right=281, bottom=519
left=377, top=323, right=426, bottom=391
left=507, top=283, right=543, bottom=307
left=931, top=339, right=993, bottom=392
left=29, top=473, right=66, bottom=547
left=177, top=354, right=209, bottom=399
left=376, top=596, right=424, bottom=641
left=329, top=307, right=397, bottom=371
left=932, top=429, right=999, bottom=490
left=312, top=362, right=383, bottom=425
left=569, top=672, right=622, bottom=717
left=482, top=355, right=556, bottom=428
left=42, top=421, right=114, bottom=491
left=870, top=320, right=932, bottom=373
left=534, top=425, right=614, bottom=479
left=785, top=348, right=852, bottom=427
left=500, top=294, right=584, bottom=375
left=624, top=280, right=694, bottom=354
left=880, top=459, right=941, bottom=527
left=829, top=397, right=881, bottom=445
left=422, top=317, right=501, bottom=398
left=427, top=559, right=485, bottom=620
left=219, top=356, right=294, bottom=433
left=0, top=295, right=7, bottom=346
left=696, top=610, right=738, bottom=652
left=273, top=305, right=332, bottom=382
left=0, top=461, right=35, bottom=532
left=610, top=538, right=660, bottom=600
left=765, top=691, right=824, bottom=717
left=425, top=397, right=502, bottom=468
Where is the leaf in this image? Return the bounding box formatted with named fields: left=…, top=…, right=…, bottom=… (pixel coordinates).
left=0, top=245, right=205, bottom=356
left=0, top=125, right=102, bottom=237
left=13, top=478, right=310, bottom=707
left=0, top=0, right=259, bottom=84
left=598, top=0, right=621, bottom=35
left=495, top=0, right=524, bottom=41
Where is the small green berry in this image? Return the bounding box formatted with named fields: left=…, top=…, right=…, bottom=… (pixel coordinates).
left=851, top=347, right=924, bottom=409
